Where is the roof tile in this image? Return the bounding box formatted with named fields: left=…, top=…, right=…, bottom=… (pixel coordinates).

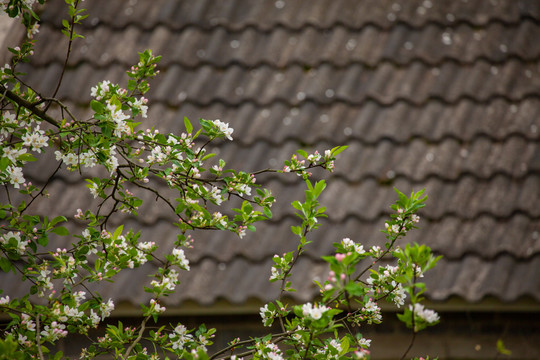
left=4, top=0, right=540, bottom=307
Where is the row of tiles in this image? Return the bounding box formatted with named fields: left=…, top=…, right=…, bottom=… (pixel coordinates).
left=22, top=133, right=540, bottom=184
left=42, top=98, right=540, bottom=146
left=32, top=20, right=540, bottom=67
left=2, top=253, right=536, bottom=305
left=23, top=60, right=540, bottom=107
left=16, top=169, right=540, bottom=234
left=39, top=0, right=540, bottom=30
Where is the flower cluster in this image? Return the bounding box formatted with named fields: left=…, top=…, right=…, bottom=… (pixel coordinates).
left=360, top=299, right=382, bottom=324
left=99, top=299, right=115, bottom=320
left=255, top=341, right=284, bottom=360
left=212, top=119, right=234, bottom=140
left=171, top=248, right=190, bottom=270
left=316, top=339, right=342, bottom=359
left=259, top=303, right=277, bottom=327
left=150, top=299, right=166, bottom=314
left=301, top=302, right=330, bottom=320
left=0, top=231, right=29, bottom=255
left=168, top=324, right=193, bottom=351
left=0, top=108, right=52, bottom=188
left=366, top=265, right=407, bottom=307
left=411, top=303, right=439, bottom=324
left=21, top=126, right=49, bottom=152
left=150, top=269, right=179, bottom=295
left=341, top=237, right=366, bottom=255
left=269, top=253, right=292, bottom=281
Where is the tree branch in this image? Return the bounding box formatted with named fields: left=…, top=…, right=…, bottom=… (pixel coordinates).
left=1, top=85, right=60, bottom=128
left=123, top=315, right=151, bottom=359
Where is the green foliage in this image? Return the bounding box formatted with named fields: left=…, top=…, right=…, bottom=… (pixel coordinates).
left=0, top=335, right=26, bottom=360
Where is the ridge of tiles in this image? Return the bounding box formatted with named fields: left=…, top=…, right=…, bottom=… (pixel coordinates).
left=38, top=0, right=540, bottom=30
left=29, top=19, right=540, bottom=67
left=9, top=0, right=540, bottom=305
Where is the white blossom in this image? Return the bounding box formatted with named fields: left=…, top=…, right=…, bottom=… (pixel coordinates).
left=301, top=302, right=330, bottom=320
left=259, top=304, right=276, bottom=326
left=21, top=126, right=49, bottom=151
left=412, top=303, right=439, bottom=323
left=3, top=147, right=27, bottom=162
left=172, top=248, right=190, bottom=270
left=212, top=119, right=234, bottom=140
left=150, top=299, right=166, bottom=313
left=99, top=299, right=115, bottom=320
left=358, top=337, right=371, bottom=348
left=129, top=97, right=148, bottom=118
left=209, top=186, right=223, bottom=205
left=6, top=166, right=25, bottom=188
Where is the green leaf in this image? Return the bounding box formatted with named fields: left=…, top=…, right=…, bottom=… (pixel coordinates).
left=201, top=153, right=216, bottom=161
left=291, top=201, right=303, bottom=212
left=51, top=351, right=64, bottom=360
left=340, top=336, right=350, bottom=354
left=0, top=257, right=12, bottom=273
left=112, top=225, right=124, bottom=240
left=497, top=339, right=512, bottom=356
left=51, top=226, right=69, bottom=236
left=290, top=226, right=302, bottom=235
left=0, top=157, right=10, bottom=172
left=18, top=153, right=36, bottom=162
left=344, top=281, right=365, bottom=297
left=37, top=236, right=48, bottom=247
left=313, top=180, right=326, bottom=197
left=184, top=117, right=193, bottom=134
left=331, top=145, right=348, bottom=157
left=50, top=216, right=67, bottom=227
left=242, top=202, right=253, bottom=215
left=296, top=149, right=308, bottom=158
left=90, top=99, right=104, bottom=113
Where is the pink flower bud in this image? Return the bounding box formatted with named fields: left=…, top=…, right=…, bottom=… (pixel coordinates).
left=335, top=253, right=346, bottom=262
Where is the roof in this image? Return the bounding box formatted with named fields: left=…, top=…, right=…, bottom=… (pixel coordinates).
left=3, top=0, right=540, bottom=310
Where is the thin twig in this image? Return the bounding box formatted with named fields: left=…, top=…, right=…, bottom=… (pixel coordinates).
left=35, top=314, right=45, bottom=360
left=46, top=0, right=80, bottom=111
left=123, top=315, right=151, bottom=359
left=20, top=161, right=63, bottom=214
left=209, top=333, right=288, bottom=360
left=400, top=273, right=418, bottom=360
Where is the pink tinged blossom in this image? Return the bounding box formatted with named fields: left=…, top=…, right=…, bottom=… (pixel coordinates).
left=324, top=283, right=333, bottom=290
left=150, top=299, right=166, bottom=313
left=21, top=314, right=36, bottom=331
left=335, top=253, right=346, bottom=262
left=237, top=225, right=247, bottom=239
left=355, top=348, right=370, bottom=359
left=358, top=337, right=371, bottom=348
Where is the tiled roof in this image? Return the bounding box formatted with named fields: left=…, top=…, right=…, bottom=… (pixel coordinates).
left=4, top=0, right=540, bottom=308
